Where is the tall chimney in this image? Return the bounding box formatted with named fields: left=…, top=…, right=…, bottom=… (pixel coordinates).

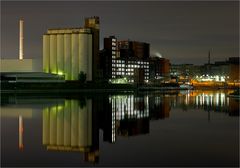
left=208, top=50, right=210, bottom=64
left=19, top=19, right=24, bottom=60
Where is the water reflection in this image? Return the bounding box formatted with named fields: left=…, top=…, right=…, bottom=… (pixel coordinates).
left=175, top=90, right=239, bottom=116
left=42, top=99, right=99, bottom=163
left=38, top=91, right=239, bottom=164
left=1, top=90, right=239, bottom=166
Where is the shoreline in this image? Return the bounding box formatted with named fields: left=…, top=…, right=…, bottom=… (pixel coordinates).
left=1, top=81, right=239, bottom=94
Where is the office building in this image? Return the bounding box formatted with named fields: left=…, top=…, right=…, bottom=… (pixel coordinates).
left=101, top=36, right=150, bottom=84
left=100, top=36, right=170, bottom=84
left=149, top=57, right=170, bottom=82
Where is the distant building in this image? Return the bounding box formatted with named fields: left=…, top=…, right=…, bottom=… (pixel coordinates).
left=170, top=64, right=202, bottom=83
left=171, top=57, right=240, bottom=83
left=201, top=57, right=239, bottom=82
left=43, top=16, right=100, bottom=81
left=149, top=57, right=170, bottom=82
left=0, top=59, right=36, bottom=72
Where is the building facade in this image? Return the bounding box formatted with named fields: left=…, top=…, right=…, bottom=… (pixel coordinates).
left=170, top=57, right=240, bottom=83
left=101, top=36, right=170, bottom=84
left=84, top=16, right=100, bottom=81
left=101, top=36, right=150, bottom=84
left=43, top=17, right=99, bottom=81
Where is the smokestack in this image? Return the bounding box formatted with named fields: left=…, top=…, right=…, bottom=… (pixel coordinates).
left=19, top=19, right=24, bottom=60
left=208, top=48, right=213, bottom=64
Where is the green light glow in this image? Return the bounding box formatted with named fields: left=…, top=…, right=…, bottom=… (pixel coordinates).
left=57, top=72, right=64, bottom=76
left=109, top=78, right=128, bottom=84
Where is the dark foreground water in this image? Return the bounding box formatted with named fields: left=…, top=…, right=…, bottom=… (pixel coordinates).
left=1, top=90, right=239, bottom=167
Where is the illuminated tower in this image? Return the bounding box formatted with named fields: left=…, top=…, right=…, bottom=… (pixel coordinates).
left=85, top=16, right=100, bottom=81
left=19, top=19, right=24, bottom=60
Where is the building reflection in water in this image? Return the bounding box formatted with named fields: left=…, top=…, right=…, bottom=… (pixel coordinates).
left=105, top=95, right=150, bottom=142
left=41, top=91, right=238, bottom=163
left=176, top=90, right=239, bottom=116
left=19, top=115, right=24, bottom=150
left=42, top=99, right=99, bottom=163
left=42, top=94, right=171, bottom=163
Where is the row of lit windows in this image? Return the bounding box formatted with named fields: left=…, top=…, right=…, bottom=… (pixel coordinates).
left=114, top=60, right=125, bottom=63
left=115, top=72, right=125, bottom=75
left=111, top=60, right=150, bottom=67
left=128, top=61, right=149, bottom=65
left=112, top=70, right=149, bottom=75
left=128, top=79, right=134, bottom=83
left=126, top=72, right=134, bottom=76
left=111, top=95, right=149, bottom=120
left=126, top=64, right=149, bottom=69
left=112, top=64, right=125, bottom=68
left=126, top=68, right=134, bottom=72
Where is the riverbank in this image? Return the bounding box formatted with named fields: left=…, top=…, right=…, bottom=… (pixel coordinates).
left=1, top=81, right=239, bottom=93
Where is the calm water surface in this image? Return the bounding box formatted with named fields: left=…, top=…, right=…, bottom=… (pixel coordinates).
left=1, top=90, right=239, bottom=167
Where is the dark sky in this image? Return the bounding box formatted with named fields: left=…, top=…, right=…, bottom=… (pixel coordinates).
left=1, top=1, right=239, bottom=65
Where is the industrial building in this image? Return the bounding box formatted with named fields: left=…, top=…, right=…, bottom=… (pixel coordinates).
left=0, top=19, right=37, bottom=73
left=43, top=16, right=99, bottom=81
left=0, top=19, right=59, bottom=84
left=170, top=57, right=240, bottom=84
left=100, top=36, right=170, bottom=84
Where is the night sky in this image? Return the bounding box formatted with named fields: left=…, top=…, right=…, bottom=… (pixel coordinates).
left=1, top=1, right=239, bottom=65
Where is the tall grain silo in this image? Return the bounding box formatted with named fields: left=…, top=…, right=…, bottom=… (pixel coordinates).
left=43, top=25, right=95, bottom=81
left=64, top=33, right=71, bottom=80
left=49, top=34, right=57, bottom=74
left=87, top=34, right=93, bottom=81
left=57, top=34, right=64, bottom=75
left=71, top=33, right=79, bottom=80
left=43, top=35, right=50, bottom=73
left=79, top=34, right=88, bottom=78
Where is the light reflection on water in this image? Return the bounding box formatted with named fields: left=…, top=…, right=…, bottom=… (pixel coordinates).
left=1, top=90, right=239, bottom=167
